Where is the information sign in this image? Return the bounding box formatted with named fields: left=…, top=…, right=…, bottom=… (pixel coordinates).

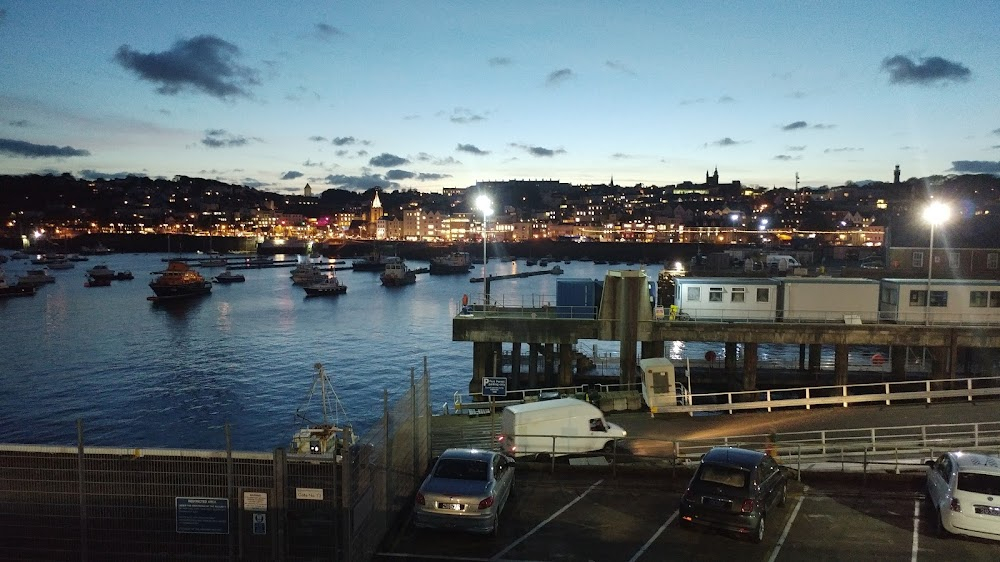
left=175, top=497, right=229, bottom=534
left=482, top=377, right=507, bottom=397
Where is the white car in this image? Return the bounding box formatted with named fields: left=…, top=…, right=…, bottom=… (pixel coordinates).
left=413, top=448, right=515, bottom=535
left=925, top=451, right=1000, bottom=541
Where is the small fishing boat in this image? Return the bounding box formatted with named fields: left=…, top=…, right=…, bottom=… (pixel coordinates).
left=380, top=257, right=416, bottom=287
left=213, top=269, right=246, bottom=283
left=303, top=274, right=347, bottom=296
left=289, top=363, right=355, bottom=458
left=0, top=269, right=35, bottom=298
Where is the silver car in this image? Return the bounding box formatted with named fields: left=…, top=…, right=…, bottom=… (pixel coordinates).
left=413, top=448, right=515, bottom=535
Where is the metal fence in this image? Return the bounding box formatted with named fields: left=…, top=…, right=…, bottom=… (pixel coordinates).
left=0, top=363, right=432, bottom=562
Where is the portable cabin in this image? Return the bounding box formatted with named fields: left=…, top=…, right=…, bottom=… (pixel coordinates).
left=778, top=277, right=880, bottom=323
left=674, top=277, right=781, bottom=321
left=638, top=357, right=681, bottom=414
left=878, top=278, right=1000, bottom=325
left=555, top=277, right=602, bottom=318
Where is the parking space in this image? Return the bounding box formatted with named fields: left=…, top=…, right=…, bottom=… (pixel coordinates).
left=379, top=469, right=999, bottom=561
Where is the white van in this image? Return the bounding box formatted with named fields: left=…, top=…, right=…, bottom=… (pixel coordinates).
left=500, top=398, right=627, bottom=457
left=765, top=254, right=801, bottom=271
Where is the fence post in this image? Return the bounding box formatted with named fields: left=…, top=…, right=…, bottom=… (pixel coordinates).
left=885, top=383, right=891, bottom=406
left=821, top=431, right=826, bottom=455
left=974, top=423, right=980, bottom=447
left=863, top=448, right=868, bottom=488
left=412, top=368, right=419, bottom=490
left=226, top=423, right=235, bottom=562
left=341, top=426, right=354, bottom=561
left=550, top=437, right=556, bottom=474
left=384, top=390, right=391, bottom=538
left=77, top=419, right=88, bottom=562
left=272, top=448, right=286, bottom=562
left=805, top=387, right=811, bottom=410
left=968, top=378, right=973, bottom=402
left=926, top=381, right=932, bottom=404
left=796, top=444, right=801, bottom=482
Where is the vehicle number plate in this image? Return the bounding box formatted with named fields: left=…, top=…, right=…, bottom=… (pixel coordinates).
left=439, top=503, right=463, bottom=511
left=974, top=505, right=1000, bottom=516
left=703, top=497, right=730, bottom=509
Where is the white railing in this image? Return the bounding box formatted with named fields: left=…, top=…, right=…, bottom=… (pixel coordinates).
left=450, top=384, right=590, bottom=415
left=660, top=375, right=1000, bottom=415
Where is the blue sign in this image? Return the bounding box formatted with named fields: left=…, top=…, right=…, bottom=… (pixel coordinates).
left=482, top=377, right=507, bottom=397
left=176, top=497, right=230, bottom=534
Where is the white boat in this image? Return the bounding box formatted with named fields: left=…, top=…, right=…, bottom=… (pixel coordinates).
left=429, top=251, right=473, bottom=275
left=303, top=274, right=347, bottom=296
left=289, top=363, right=355, bottom=458
left=290, top=262, right=326, bottom=285
left=213, top=269, right=246, bottom=283
left=46, top=259, right=75, bottom=270
left=87, top=264, right=116, bottom=278
left=199, top=258, right=229, bottom=268
left=18, top=268, right=56, bottom=287
left=0, top=268, right=35, bottom=298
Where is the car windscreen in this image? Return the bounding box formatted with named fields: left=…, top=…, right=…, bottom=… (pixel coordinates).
left=957, top=472, right=1000, bottom=495
left=433, top=458, right=489, bottom=481
left=697, top=464, right=748, bottom=489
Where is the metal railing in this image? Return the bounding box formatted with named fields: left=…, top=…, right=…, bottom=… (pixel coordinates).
left=662, top=374, right=1000, bottom=415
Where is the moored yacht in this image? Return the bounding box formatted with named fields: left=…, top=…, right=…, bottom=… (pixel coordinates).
left=148, top=261, right=212, bottom=301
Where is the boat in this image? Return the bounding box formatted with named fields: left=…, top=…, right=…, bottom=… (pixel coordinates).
left=429, top=251, right=474, bottom=275
left=199, top=258, right=229, bottom=268
left=80, top=243, right=114, bottom=256
left=114, top=271, right=134, bottom=280
left=380, top=257, right=416, bottom=286
left=551, top=265, right=564, bottom=275
left=303, top=274, right=347, bottom=296
left=0, top=269, right=35, bottom=298
left=290, top=262, right=326, bottom=285
left=213, top=269, right=245, bottom=283
left=87, top=264, right=116, bottom=278
left=17, top=268, right=56, bottom=287
left=84, top=274, right=112, bottom=287
left=66, top=254, right=88, bottom=262
left=352, top=247, right=394, bottom=272
left=289, top=363, right=355, bottom=458
left=257, top=237, right=309, bottom=256
left=148, top=261, right=212, bottom=301
left=46, top=258, right=75, bottom=270
left=10, top=251, right=29, bottom=260
left=526, top=258, right=538, bottom=266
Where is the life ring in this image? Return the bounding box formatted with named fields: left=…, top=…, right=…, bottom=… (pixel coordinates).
left=872, top=353, right=885, bottom=366
left=462, top=294, right=469, bottom=306
left=705, top=350, right=717, bottom=362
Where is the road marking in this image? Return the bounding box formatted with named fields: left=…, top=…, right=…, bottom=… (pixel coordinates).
left=626, top=509, right=678, bottom=562
left=766, top=485, right=807, bottom=562
left=911, top=499, right=920, bottom=562
left=489, top=479, right=604, bottom=562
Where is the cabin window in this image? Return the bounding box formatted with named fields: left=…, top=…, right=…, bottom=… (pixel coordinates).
left=912, top=251, right=925, bottom=268
left=709, top=287, right=724, bottom=302
left=731, top=287, right=745, bottom=303
left=988, top=253, right=999, bottom=270
left=970, top=291, right=988, bottom=308
left=929, top=291, right=948, bottom=307
left=909, top=290, right=927, bottom=306
left=686, top=287, right=701, bottom=301
left=990, top=291, right=1000, bottom=308
left=756, top=288, right=769, bottom=302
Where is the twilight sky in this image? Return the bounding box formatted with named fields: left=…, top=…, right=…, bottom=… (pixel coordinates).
left=1, top=1, right=998, bottom=194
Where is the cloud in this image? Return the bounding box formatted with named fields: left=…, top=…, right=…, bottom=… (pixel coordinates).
left=332, top=136, right=356, bottom=146
left=385, top=169, right=415, bottom=180
left=611, top=152, right=633, bottom=159
left=546, top=68, right=574, bottom=86
left=369, top=153, right=409, bottom=167
left=709, top=137, right=742, bottom=147
left=114, top=35, right=260, bottom=99
left=782, top=121, right=808, bottom=131
left=605, top=60, right=635, bottom=75
left=417, top=173, right=450, bottom=181
left=950, top=160, right=1000, bottom=174
left=787, top=146, right=806, bottom=151
left=718, top=96, right=735, bottom=104
left=78, top=169, right=137, bottom=180
left=787, top=91, right=807, bottom=99
left=315, top=23, right=343, bottom=40
left=680, top=98, right=706, bottom=106
left=281, top=171, right=304, bottom=180
left=308, top=135, right=327, bottom=142
left=511, top=143, right=566, bottom=157
left=415, top=153, right=460, bottom=165
left=824, top=147, right=862, bottom=153
left=324, top=173, right=392, bottom=191
left=881, top=54, right=971, bottom=85
left=457, top=143, right=489, bottom=155
left=773, top=155, right=802, bottom=161
left=242, top=178, right=268, bottom=188
left=0, top=138, right=90, bottom=158
left=489, top=56, right=511, bottom=67
left=8, top=119, right=29, bottom=127
left=201, top=129, right=257, bottom=148
left=449, top=108, right=487, bottom=124
left=992, top=128, right=1000, bottom=136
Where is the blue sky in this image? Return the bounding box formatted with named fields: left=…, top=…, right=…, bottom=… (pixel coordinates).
left=1, top=1, right=998, bottom=194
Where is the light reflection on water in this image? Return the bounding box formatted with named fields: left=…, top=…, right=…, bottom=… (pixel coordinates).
left=0, top=254, right=881, bottom=451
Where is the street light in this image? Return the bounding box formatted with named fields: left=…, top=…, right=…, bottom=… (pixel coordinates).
left=476, top=194, right=492, bottom=302
left=923, top=201, right=950, bottom=325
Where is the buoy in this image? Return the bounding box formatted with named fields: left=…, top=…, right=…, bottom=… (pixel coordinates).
left=872, top=353, right=885, bottom=366
left=462, top=294, right=469, bottom=306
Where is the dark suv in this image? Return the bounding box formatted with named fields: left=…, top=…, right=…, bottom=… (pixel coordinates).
left=679, top=446, right=788, bottom=543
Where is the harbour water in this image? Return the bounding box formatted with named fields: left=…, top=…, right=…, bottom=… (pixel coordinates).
left=0, top=252, right=882, bottom=451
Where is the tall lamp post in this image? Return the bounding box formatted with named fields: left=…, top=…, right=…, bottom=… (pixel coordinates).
left=476, top=195, right=492, bottom=304
left=922, top=201, right=950, bottom=325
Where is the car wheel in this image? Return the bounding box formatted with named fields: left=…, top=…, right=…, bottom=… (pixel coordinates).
left=777, top=482, right=787, bottom=507
left=602, top=440, right=614, bottom=453
left=752, top=513, right=765, bottom=544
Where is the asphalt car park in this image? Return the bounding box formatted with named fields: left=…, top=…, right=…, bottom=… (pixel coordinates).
left=379, top=466, right=1000, bottom=561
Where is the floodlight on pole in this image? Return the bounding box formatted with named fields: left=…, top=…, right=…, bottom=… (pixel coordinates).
left=922, top=201, right=950, bottom=325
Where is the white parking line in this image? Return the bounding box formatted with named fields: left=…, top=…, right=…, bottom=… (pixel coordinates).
left=489, top=479, right=604, bottom=562
left=627, top=509, right=678, bottom=562
left=766, top=485, right=807, bottom=562
left=911, top=499, right=920, bottom=562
